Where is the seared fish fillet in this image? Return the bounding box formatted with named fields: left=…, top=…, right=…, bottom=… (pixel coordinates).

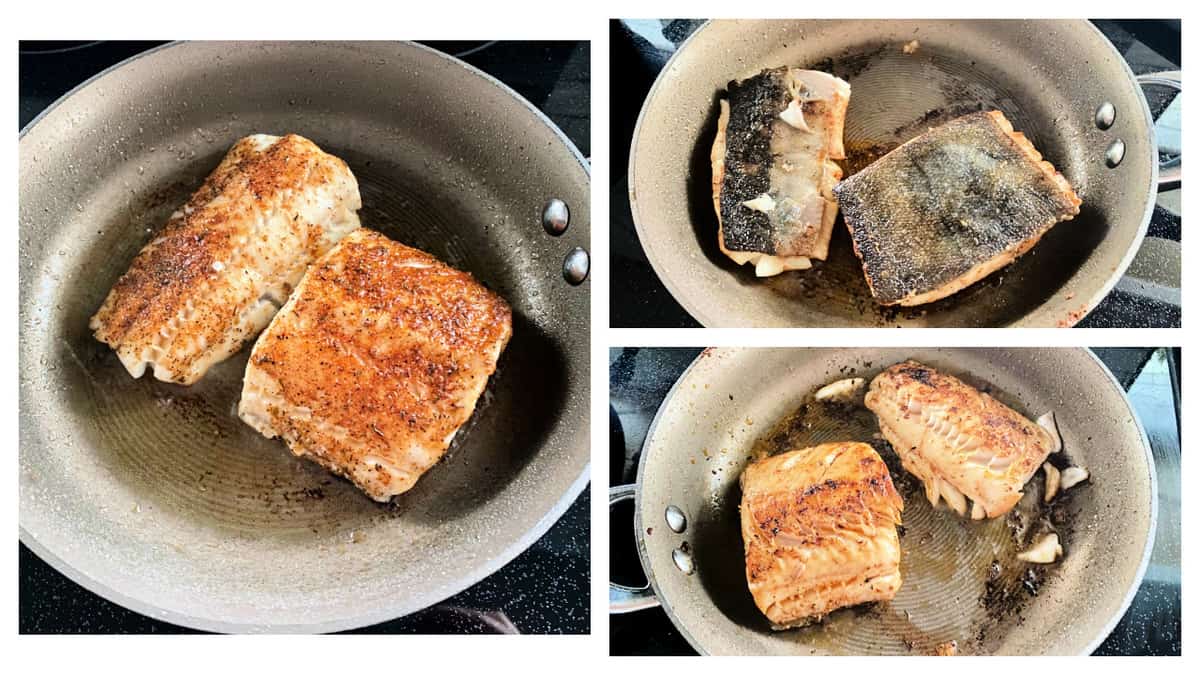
left=834, top=111, right=1082, bottom=306
left=864, top=361, right=1056, bottom=519
left=740, top=441, right=904, bottom=627
left=712, top=67, right=850, bottom=277
left=90, top=134, right=361, bottom=384
left=238, top=229, right=513, bottom=501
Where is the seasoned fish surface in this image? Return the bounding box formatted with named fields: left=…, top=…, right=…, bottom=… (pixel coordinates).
left=712, top=67, right=850, bottom=277
left=90, top=134, right=362, bottom=384
left=238, top=229, right=513, bottom=501
left=740, top=441, right=904, bottom=627
left=834, top=111, right=1081, bottom=306
left=864, top=361, right=1055, bottom=519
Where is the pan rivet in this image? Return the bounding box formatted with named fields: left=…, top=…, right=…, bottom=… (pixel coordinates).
left=563, top=247, right=589, bottom=285
left=542, top=198, right=570, bottom=235
left=665, top=505, right=687, bottom=533
left=1105, top=139, right=1126, bottom=168
left=671, top=547, right=695, bottom=575
left=1095, top=102, right=1116, bottom=129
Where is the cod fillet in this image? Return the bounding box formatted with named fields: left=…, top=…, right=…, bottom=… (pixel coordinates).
left=712, top=67, right=850, bottom=277
left=740, top=441, right=904, bottom=628
left=90, top=134, right=362, bottom=384
left=834, top=111, right=1082, bottom=306
left=864, top=360, right=1057, bottom=519
left=238, top=229, right=513, bottom=501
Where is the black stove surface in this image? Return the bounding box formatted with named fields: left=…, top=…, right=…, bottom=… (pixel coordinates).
left=18, top=40, right=590, bottom=635
left=609, top=20, right=1181, bottom=328
left=609, top=347, right=1181, bottom=655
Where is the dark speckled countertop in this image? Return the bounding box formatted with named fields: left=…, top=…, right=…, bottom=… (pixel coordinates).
left=609, top=348, right=1180, bottom=655
left=18, top=40, right=590, bottom=635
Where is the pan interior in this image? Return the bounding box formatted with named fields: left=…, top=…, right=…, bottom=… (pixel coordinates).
left=20, top=42, right=590, bottom=631
left=636, top=348, right=1154, bottom=654
left=631, top=20, right=1153, bottom=326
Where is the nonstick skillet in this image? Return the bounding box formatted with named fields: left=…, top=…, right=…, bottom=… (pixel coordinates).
left=19, top=41, right=590, bottom=633
left=629, top=20, right=1178, bottom=327
left=610, top=348, right=1156, bottom=654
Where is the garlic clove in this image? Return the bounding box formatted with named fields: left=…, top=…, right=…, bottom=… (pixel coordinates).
left=1042, top=462, right=1061, bottom=503
left=1060, top=466, right=1089, bottom=491
left=971, top=500, right=986, bottom=520
left=924, top=478, right=941, bottom=509
left=940, top=480, right=967, bottom=516
left=1017, top=533, right=1062, bottom=564
left=814, top=377, right=866, bottom=403
left=742, top=194, right=776, bottom=213
left=780, top=99, right=811, bottom=132
left=1036, top=411, right=1062, bottom=452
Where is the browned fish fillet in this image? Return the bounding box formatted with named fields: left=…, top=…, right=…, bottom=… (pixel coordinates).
left=238, top=229, right=512, bottom=501
left=740, top=441, right=904, bottom=627
left=834, top=111, right=1081, bottom=306
left=90, top=134, right=361, bottom=384
left=712, top=67, right=850, bottom=277
left=864, top=361, right=1057, bottom=519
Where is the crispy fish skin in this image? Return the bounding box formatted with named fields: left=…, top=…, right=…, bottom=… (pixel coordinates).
left=238, top=229, right=512, bottom=501
left=712, top=67, right=850, bottom=277
left=90, top=133, right=361, bottom=384
left=864, top=360, right=1055, bottom=519
left=740, top=441, right=904, bottom=627
left=834, top=111, right=1081, bottom=306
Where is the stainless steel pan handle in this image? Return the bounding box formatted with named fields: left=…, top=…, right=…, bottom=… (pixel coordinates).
left=1137, top=70, right=1181, bottom=188
left=609, top=484, right=662, bottom=613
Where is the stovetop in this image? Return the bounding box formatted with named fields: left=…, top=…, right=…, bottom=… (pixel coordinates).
left=609, top=19, right=1181, bottom=328
left=18, top=40, right=590, bottom=635
left=608, top=347, right=1180, bottom=654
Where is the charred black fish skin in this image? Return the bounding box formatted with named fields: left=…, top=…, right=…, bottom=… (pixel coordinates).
left=718, top=69, right=789, bottom=255
left=834, top=111, right=1081, bottom=307
left=712, top=67, right=850, bottom=277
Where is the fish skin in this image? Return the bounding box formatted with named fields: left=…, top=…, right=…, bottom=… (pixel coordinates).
left=835, top=111, right=1081, bottom=306
left=238, top=229, right=512, bottom=502
left=712, top=67, right=850, bottom=276
left=90, top=133, right=361, bottom=384
left=864, top=360, right=1056, bottom=518
left=740, top=441, right=904, bottom=627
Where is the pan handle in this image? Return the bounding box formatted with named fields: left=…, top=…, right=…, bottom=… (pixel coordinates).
left=609, top=484, right=662, bottom=613
left=1136, top=70, right=1181, bottom=188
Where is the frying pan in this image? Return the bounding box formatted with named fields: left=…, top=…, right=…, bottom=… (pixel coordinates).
left=19, top=41, right=590, bottom=632
left=610, top=348, right=1156, bottom=655
left=629, top=20, right=1178, bottom=327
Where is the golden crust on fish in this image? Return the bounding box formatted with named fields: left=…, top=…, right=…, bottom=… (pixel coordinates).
left=740, top=441, right=903, bottom=627
left=237, top=229, right=512, bottom=501
left=712, top=67, right=850, bottom=277
left=90, top=134, right=361, bottom=384
left=864, top=360, right=1056, bottom=519
left=834, top=111, right=1081, bottom=306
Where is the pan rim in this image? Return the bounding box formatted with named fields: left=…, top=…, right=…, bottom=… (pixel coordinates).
left=630, top=347, right=1158, bottom=655
left=20, top=465, right=591, bottom=634
left=627, top=19, right=1158, bottom=328
left=19, top=39, right=591, bottom=633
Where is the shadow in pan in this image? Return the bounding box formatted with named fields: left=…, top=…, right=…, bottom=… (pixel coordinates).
left=394, top=309, right=569, bottom=523
left=685, top=90, right=740, bottom=274
left=692, top=479, right=770, bottom=633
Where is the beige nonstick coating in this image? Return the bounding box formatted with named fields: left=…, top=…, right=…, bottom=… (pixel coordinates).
left=629, top=20, right=1156, bottom=327
left=633, top=348, right=1155, bottom=654
left=19, top=42, right=590, bottom=632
